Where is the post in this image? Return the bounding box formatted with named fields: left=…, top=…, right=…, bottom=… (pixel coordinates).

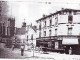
left=31, top=34, right=34, bottom=57
left=32, top=41, right=35, bottom=57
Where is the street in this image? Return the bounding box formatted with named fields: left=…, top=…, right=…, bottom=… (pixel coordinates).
left=0, top=43, right=80, bottom=60
left=0, top=43, right=28, bottom=59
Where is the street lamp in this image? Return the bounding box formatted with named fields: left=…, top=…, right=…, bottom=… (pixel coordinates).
left=31, top=34, right=34, bottom=57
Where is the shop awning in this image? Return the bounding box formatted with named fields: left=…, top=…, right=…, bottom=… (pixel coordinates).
left=62, top=38, right=78, bottom=45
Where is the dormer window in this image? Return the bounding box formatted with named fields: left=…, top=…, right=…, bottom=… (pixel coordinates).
left=68, top=15, right=73, bottom=23
left=69, top=11, right=72, bottom=15
left=55, top=17, right=58, bottom=25
left=39, top=23, right=41, bottom=30
left=44, top=21, right=46, bottom=27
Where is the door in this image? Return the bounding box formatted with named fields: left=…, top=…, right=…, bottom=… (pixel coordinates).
left=65, top=46, right=70, bottom=54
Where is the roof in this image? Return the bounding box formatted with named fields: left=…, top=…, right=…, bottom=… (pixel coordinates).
left=15, top=27, right=26, bottom=35
left=27, top=25, right=37, bottom=32
left=36, top=8, right=80, bottom=22
left=32, top=26, right=37, bottom=32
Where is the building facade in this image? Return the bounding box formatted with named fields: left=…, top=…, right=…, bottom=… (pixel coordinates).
left=25, top=24, right=37, bottom=47
left=14, top=21, right=37, bottom=49
left=0, top=1, right=15, bottom=38
left=0, top=1, right=15, bottom=47
left=12, top=21, right=26, bottom=48
left=36, top=8, right=80, bottom=54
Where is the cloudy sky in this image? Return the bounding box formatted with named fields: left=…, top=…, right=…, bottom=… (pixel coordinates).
left=5, top=0, right=80, bottom=27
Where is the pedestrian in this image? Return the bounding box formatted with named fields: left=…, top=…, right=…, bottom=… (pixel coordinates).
left=12, top=44, right=14, bottom=51
left=69, top=47, right=72, bottom=55
left=21, top=44, right=25, bottom=56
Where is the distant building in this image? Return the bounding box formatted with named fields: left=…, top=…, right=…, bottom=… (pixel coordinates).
left=25, top=24, right=37, bottom=49
left=7, top=18, right=15, bottom=37
left=0, top=1, right=15, bottom=45
left=14, top=21, right=37, bottom=49
left=13, top=21, right=26, bottom=48
left=36, top=8, right=80, bottom=54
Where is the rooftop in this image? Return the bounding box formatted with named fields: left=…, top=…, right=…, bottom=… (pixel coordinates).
left=36, top=8, right=80, bottom=22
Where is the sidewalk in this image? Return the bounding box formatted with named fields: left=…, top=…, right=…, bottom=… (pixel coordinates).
left=24, top=50, right=80, bottom=60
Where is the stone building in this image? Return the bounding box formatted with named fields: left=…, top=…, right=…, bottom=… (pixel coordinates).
left=0, top=1, right=15, bottom=38
left=36, top=8, right=80, bottom=54
left=0, top=1, right=15, bottom=48
left=13, top=21, right=26, bottom=48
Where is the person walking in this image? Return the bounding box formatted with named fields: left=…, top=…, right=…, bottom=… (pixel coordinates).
left=21, top=44, right=25, bottom=56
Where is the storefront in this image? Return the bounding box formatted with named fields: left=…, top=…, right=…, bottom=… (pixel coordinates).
left=62, top=37, right=79, bottom=54
left=36, top=36, right=80, bottom=54
left=36, top=37, right=63, bottom=52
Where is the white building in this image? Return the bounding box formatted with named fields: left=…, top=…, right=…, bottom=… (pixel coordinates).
left=36, top=8, right=80, bottom=54
left=25, top=24, right=37, bottom=50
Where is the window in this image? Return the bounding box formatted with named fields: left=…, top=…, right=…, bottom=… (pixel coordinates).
left=27, top=35, right=28, bottom=41
left=68, top=15, right=73, bottom=23
left=55, top=17, right=58, bottom=25
left=55, top=29, right=57, bottom=36
left=31, top=34, right=33, bottom=40
left=0, top=13, right=1, bottom=16
left=7, top=27, right=8, bottom=35
left=69, top=11, right=72, bottom=15
left=44, top=21, right=46, bottom=27
left=44, top=31, right=46, bottom=36
left=3, top=26, right=5, bottom=35
left=0, top=23, right=1, bottom=34
left=50, top=19, right=52, bottom=26
left=49, top=30, right=51, bottom=36
left=74, top=11, right=77, bottom=15
left=68, top=27, right=72, bottom=35
left=39, top=23, right=41, bottom=30
left=39, top=31, right=41, bottom=37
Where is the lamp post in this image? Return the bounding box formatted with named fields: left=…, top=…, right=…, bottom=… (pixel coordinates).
left=31, top=34, right=34, bottom=57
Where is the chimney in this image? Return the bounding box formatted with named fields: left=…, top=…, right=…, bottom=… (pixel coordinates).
left=43, top=14, right=46, bottom=17
left=61, top=8, right=64, bottom=10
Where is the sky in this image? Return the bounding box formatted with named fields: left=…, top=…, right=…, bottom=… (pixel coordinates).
left=5, top=0, right=80, bottom=27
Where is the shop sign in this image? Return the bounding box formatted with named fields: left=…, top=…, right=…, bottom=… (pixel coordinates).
left=58, top=35, right=78, bottom=38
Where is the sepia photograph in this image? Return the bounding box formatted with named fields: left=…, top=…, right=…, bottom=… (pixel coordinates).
left=0, top=0, right=80, bottom=60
